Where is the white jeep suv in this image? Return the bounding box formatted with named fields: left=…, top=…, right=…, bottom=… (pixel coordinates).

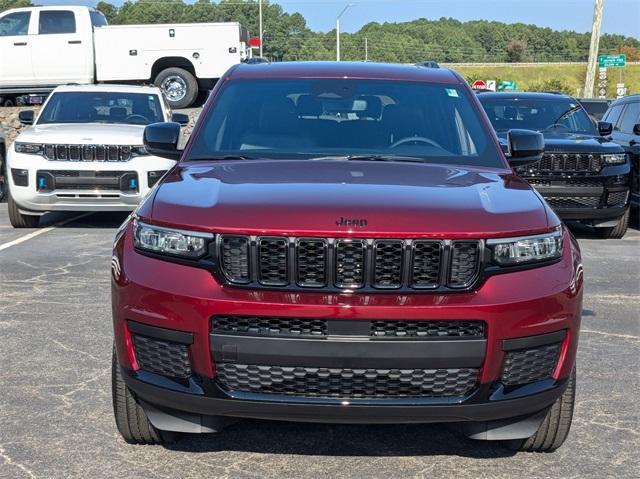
left=6, top=84, right=186, bottom=227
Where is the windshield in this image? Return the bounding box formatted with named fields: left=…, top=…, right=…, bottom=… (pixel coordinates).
left=187, top=79, right=503, bottom=168
left=479, top=97, right=597, bottom=135
left=38, top=92, right=164, bottom=125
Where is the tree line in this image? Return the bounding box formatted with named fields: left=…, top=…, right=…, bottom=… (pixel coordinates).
left=2, top=0, right=639, bottom=63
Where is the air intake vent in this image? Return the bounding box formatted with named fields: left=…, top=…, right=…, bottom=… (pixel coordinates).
left=221, top=236, right=250, bottom=283
left=449, top=242, right=480, bottom=288
left=258, top=238, right=288, bottom=286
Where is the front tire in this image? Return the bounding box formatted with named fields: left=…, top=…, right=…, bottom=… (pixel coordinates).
left=504, top=368, right=576, bottom=453
left=154, top=67, right=198, bottom=109
left=112, top=347, right=175, bottom=445
left=8, top=193, right=40, bottom=228
left=597, top=208, right=629, bottom=239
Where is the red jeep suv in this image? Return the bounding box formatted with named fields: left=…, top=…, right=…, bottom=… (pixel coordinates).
left=111, top=62, right=582, bottom=452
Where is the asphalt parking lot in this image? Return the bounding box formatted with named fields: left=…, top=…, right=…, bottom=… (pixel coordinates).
left=0, top=205, right=638, bottom=479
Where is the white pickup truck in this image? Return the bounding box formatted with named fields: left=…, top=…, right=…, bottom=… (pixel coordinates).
left=0, top=5, right=251, bottom=108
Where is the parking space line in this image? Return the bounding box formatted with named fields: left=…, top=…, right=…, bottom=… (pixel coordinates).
left=0, top=212, right=94, bottom=252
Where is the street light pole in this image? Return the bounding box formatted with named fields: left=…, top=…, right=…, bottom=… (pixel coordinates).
left=259, top=0, right=263, bottom=58
left=336, top=4, right=354, bottom=62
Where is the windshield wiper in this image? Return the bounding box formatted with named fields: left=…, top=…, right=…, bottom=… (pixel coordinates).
left=311, top=155, right=427, bottom=163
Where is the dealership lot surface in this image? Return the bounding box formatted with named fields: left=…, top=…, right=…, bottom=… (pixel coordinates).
left=0, top=205, right=638, bottom=479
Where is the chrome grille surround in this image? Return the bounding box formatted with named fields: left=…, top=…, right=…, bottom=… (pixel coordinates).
left=217, top=236, right=483, bottom=292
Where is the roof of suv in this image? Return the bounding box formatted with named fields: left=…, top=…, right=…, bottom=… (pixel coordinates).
left=610, top=94, right=639, bottom=106
left=51, top=84, right=162, bottom=95
left=229, top=61, right=463, bottom=83
left=477, top=92, right=574, bottom=101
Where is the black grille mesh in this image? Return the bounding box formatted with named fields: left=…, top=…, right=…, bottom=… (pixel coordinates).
left=221, top=236, right=250, bottom=283
left=217, top=363, right=478, bottom=399
left=411, top=241, right=442, bottom=287
left=501, top=343, right=561, bottom=386
left=545, top=196, right=601, bottom=209
left=213, top=315, right=327, bottom=337
left=371, top=320, right=485, bottom=338
left=259, top=238, right=288, bottom=285
left=449, top=242, right=480, bottom=287
left=520, top=153, right=604, bottom=174
left=297, top=239, right=327, bottom=286
left=335, top=240, right=365, bottom=287
left=133, top=335, right=191, bottom=378
left=373, top=241, right=404, bottom=288
left=43, top=144, right=134, bottom=162
left=607, top=191, right=628, bottom=207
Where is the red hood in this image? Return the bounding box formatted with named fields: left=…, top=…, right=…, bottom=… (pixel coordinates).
left=147, top=160, right=552, bottom=238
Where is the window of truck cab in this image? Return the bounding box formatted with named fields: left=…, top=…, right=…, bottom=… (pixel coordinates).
left=187, top=78, right=503, bottom=168
left=38, top=11, right=76, bottom=35
left=0, top=12, right=30, bottom=36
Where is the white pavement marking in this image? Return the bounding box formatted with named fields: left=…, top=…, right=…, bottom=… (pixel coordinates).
left=0, top=212, right=93, bottom=252
left=581, top=329, right=640, bottom=342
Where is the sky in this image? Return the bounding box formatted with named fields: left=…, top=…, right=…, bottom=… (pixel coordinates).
left=41, top=0, right=640, bottom=38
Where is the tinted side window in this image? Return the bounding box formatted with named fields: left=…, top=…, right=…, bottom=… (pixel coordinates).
left=604, top=104, right=624, bottom=128
left=618, top=102, right=640, bottom=133
left=0, top=12, right=30, bottom=36
left=90, top=10, right=107, bottom=28
left=39, top=11, right=76, bottom=35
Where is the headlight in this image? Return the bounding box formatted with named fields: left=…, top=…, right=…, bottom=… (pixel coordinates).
left=603, top=153, right=626, bottom=165
left=133, top=219, right=213, bottom=258
left=488, top=229, right=563, bottom=266
left=15, top=143, right=43, bottom=155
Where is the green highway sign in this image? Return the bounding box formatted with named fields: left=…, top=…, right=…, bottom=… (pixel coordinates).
left=497, top=80, right=518, bottom=91
left=599, top=54, right=626, bottom=68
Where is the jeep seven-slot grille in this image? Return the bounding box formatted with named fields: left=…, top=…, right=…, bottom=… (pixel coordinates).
left=43, top=144, right=136, bottom=162
left=218, top=236, right=481, bottom=291
left=517, top=152, right=605, bottom=175
left=216, top=363, right=478, bottom=399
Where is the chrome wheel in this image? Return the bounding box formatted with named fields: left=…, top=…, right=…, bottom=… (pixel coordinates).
left=161, top=75, right=188, bottom=102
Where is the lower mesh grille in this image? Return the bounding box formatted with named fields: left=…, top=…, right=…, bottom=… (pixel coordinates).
left=213, top=315, right=327, bottom=338
left=133, top=335, right=191, bottom=378
left=371, top=320, right=485, bottom=338
left=545, top=196, right=601, bottom=209
left=217, top=363, right=478, bottom=399
left=501, top=343, right=561, bottom=386
left=607, top=191, right=628, bottom=207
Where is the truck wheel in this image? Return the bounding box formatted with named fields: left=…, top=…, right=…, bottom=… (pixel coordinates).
left=2, top=97, right=15, bottom=107
left=504, top=368, right=576, bottom=453
left=597, top=208, right=629, bottom=239
left=112, top=347, right=177, bottom=445
left=8, top=193, right=40, bottom=228
left=154, top=67, right=198, bottom=109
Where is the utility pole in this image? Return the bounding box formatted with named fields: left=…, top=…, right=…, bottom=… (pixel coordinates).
left=259, top=0, right=263, bottom=57
left=584, top=0, right=605, bottom=98
left=365, top=37, right=368, bottom=61
left=336, top=4, right=354, bottom=61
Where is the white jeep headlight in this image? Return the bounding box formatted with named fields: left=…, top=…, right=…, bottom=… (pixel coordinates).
left=133, top=219, right=213, bottom=259
left=15, top=142, right=44, bottom=155
left=488, top=229, right=563, bottom=266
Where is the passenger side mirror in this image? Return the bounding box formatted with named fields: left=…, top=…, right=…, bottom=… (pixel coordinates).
left=143, top=122, right=182, bottom=161
left=18, top=110, right=34, bottom=125
left=633, top=123, right=640, bottom=136
left=506, top=129, right=544, bottom=168
left=171, top=113, right=190, bottom=126
left=598, top=121, right=613, bottom=136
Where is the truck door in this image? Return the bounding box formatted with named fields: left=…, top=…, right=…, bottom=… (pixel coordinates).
left=0, top=10, right=35, bottom=86
left=30, top=9, right=92, bottom=86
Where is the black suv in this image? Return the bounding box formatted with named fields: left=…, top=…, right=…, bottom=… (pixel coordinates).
left=602, top=94, right=640, bottom=209
left=479, top=92, right=631, bottom=238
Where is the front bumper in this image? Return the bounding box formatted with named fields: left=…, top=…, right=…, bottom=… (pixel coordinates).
left=525, top=168, right=630, bottom=224
left=112, top=227, right=583, bottom=428
left=7, top=150, right=174, bottom=212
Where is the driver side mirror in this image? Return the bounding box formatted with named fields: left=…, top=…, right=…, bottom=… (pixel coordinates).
left=143, top=122, right=182, bottom=161
left=18, top=110, right=34, bottom=125
left=598, top=121, right=613, bottom=136
left=505, top=129, right=544, bottom=168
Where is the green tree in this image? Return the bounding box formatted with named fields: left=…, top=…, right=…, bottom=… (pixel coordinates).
left=96, top=2, right=118, bottom=23
left=0, top=0, right=31, bottom=14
